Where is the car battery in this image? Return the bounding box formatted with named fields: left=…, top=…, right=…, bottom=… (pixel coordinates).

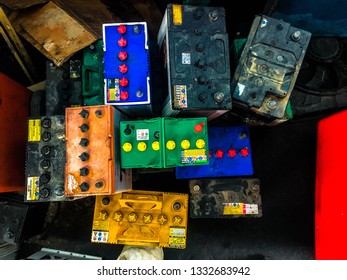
left=120, top=117, right=209, bottom=168
left=0, top=200, right=28, bottom=244
left=91, top=190, right=188, bottom=249
left=0, top=73, right=32, bottom=193
left=176, top=125, right=253, bottom=179
left=25, top=115, right=69, bottom=202
left=157, top=4, right=231, bottom=121
left=103, top=22, right=152, bottom=117
left=65, top=105, right=132, bottom=197
left=189, top=178, right=262, bottom=218
left=231, top=15, right=311, bottom=119
left=45, top=59, right=83, bottom=116
left=0, top=196, right=48, bottom=244
left=82, top=40, right=105, bottom=106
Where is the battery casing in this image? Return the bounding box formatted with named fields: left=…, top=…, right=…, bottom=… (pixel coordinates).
left=45, top=59, right=82, bottom=115
left=82, top=40, right=105, bottom=106
left=65, top=105, right=132, bottom=196
left=176, top=125, right=253, bottom=178
left=158, top=4, right=231, bottom=120
left=120, top=117, right=209, bottom=168
left=103, top=22, right=152, bottom=117
left=25, top=115, right=68, bottom=202
left=189, top=178, right=262, bottom=218
left=91, top=190, right=188, bottom=249
left=231, top=15, right=311, bottom=119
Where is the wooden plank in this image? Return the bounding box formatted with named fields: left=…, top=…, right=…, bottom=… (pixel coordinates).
left=0, top=0, right=47, bottom=9
left=0, top=7, right=38, bottom=80
left=0, top=25, right=34, bottom=84
left=8, top=1, right=96, bottom=66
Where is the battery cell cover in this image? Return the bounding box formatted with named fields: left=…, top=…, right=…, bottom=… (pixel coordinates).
left=103, top=22, right=152, bottom=117
left=120, top=117, right=209, bottom=168
left=91, top=190, right=188, bottom=249
left=158, top=4, right=231, bottom=120
left=25, top=115, right=68, bottom=202
left=65, top=105, right=132, bottom=196
left=176, top=125, right=253, bottom=178
left=189, top=178, right=262, bottom=218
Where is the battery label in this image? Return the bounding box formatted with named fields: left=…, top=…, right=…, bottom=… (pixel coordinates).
left=91, top=231, right=109, bottom=243
left=107, top=79, right=120, bottom=101
left=28, top=119, right=41, bottom=142
left=181, top=149, right=207, bottom=164
left=182, top=53, right=191, bottom=64
left=223, top=203, right=259, bottom=215
left=136, top=129, right=149, bottom=140
left=26, top=176, right=40, bottom=201
left=172, top=4, right=182, bottom=25
left=174, top=85, right=187, bottom=108
left=169, top=227, right=186, bottom=248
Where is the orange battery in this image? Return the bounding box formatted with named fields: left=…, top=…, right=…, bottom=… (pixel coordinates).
left=0, top=73, right=32, bottom=193
left=65, top=105, right=131, bottom=196
left=92, top=190, right=188, bottom=249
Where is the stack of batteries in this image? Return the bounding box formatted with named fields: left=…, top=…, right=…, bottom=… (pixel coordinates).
left=21, top=3, right=312, bottom=252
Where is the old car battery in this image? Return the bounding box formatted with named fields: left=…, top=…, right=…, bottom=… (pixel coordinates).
left=45, top=59, right=83, bottom=116
left=65, top=105, right=132, bottom=197
left=0, top=195, right=48, bottom=244
left=189, top=178, right=262, bottom=218
left=120, top=117, right=209, bottom=168
left=25, top=115, right=69, bottom=202
left=103, top=22, right=152, bottom=117
left=91, top=190, right=188, bottom=249
left=157, top=4, right=231, bottom=121
left=231, top=15, right=311, bottom=119
left=0, top=200, right=28, bottom=244
left=82, top=40, right=104, bottom=106
left=176, top=125, right=253, bottom=179
left=0, top=73, right=32, bottom=193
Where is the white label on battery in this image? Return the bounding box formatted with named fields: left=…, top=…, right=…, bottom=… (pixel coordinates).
left=26, top=176, right=40, bottom=201
left=174, top=85, right=187, bottom=108
left=223, top=203, right=259, bottom=215
left=91, top=231, right=109, bottom=243
left=182, top=52, right=191, bottom=64
left=170, top=227, right=186, bottom=237
left=136, top=129, right=149, bottom=140
left=237, top=83, right=245, bottom=96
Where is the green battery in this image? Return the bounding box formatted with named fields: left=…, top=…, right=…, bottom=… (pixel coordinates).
left=82, top=40, right=104, bottom=106
left=120, top=117, right=209, bottom=168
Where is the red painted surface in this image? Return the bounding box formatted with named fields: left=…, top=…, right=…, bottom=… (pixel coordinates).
left=0, top=73, right=32, bottom=193
left=316, top=109, right=347, bottom=259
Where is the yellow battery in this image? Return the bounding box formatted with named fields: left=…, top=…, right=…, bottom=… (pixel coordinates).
left=91, top=190, right=188, bottom=249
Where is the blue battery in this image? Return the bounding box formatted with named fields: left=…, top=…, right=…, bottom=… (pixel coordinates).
left=175, top=125, right=253, bottom=178
left=103, top=22, right=152, bottom=117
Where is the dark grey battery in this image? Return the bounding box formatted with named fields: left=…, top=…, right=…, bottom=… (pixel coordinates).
left=231, top=15, right=311, bottom=119
left=45, top=60, right=82, bottom=116
left=0, top=200, right=27, bottom=244
left=25, top=116, right=68, bottom=202
left=158, top=4, right=231, bottom=121
left=189, top=178, right=262, bottom=218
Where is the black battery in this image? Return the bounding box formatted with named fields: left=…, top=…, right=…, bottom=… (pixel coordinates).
left=0, top=194, right=48, bottom=244
left=157, top=4, right=231, bottom=120
left=25, top=115, right=69, bottom=202
left=231, top=15, right=311, bottom=119
left=45, top=59, right=82, bottom=116
left=189, top=178, right=262, bottom=218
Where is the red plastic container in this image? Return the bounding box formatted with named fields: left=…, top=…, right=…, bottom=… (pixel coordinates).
left=316, top=109, right=347, bottom=259
left=0, top=73, right=32, bottom=193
